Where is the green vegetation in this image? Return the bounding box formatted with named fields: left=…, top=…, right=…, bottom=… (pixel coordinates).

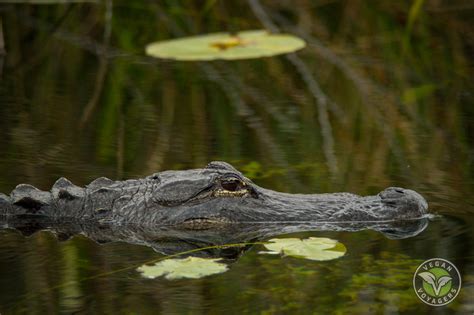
left=146, top=30, right=305, bottom=60
left=138, top=257, right=228, bottom=280
left=260, top=237, right=346, bottom=261
left=135, top=237, right=345, bottom=281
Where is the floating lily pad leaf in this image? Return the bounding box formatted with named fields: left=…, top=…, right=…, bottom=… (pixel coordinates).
left=260, top=237, right=346, bottom=261
left=137, top=257, right=228, bottom=280
left=145, top=30, right=306, bottom=61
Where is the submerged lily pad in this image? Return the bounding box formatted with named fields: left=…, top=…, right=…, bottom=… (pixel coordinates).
left=260, top=237, right=346, bottom=261
left=145, top=30, right=306, bottom=61
left=137, top=257, right=228, bottom=280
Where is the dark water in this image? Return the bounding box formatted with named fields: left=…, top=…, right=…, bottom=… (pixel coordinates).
left=0, top=1, right=473, bottom=314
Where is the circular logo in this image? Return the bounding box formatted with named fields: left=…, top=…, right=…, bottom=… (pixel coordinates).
left=413, top=258, right=461, bottom=306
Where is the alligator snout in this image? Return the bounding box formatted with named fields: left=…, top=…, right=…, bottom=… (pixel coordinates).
left=379, top=187, right=428, bottom=218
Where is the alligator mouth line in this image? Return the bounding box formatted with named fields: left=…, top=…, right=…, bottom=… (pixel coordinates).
left=180, top=217, right=233, bottom=229
left=213, top=189, right=249, bottom=197
left=154, top=185, right=251, bottom=207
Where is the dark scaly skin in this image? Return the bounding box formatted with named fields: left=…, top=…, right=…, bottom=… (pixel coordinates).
left=0, top=162, right=428, bottom=227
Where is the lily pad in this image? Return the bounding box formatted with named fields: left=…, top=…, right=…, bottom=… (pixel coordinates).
left=260, top=237, right=346, bottom=261
left=137, top=257, right=228, bottom=280
left=145, top=30, right=306, bottom=61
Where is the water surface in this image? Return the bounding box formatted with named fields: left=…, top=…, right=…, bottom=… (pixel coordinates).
left=0, top=1, right=473, bottom=314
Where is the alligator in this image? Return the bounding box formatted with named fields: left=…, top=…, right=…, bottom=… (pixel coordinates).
left=0, top=161, right=428, bottom=229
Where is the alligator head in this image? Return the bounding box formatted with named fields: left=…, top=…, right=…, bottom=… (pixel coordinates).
left=107, top=161, right=429, bottom=226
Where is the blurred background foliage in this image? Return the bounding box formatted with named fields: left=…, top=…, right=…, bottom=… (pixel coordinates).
left=0, top=0, right=473, bottom=198
left=0, top=0, right=473, bottom=313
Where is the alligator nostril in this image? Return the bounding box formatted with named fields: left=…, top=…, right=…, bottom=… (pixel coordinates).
left=150, top=174, right=161, bottom=181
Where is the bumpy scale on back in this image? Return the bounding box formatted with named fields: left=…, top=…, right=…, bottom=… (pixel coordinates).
left=0, top=161, right=429, bottom=227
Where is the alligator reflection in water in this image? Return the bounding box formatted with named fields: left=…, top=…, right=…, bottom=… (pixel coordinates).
left=0, top=215, right=429, bottom=261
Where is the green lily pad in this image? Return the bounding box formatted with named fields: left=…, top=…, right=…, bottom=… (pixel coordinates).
left=145, top=30, right=306, bottom=61
left=260, top=237, right=346, bottom=261
left=137, top=257, right=228, bottom=280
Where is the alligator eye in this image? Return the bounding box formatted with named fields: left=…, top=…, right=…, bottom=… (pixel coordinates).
left=220, top=178, right=242, bottom=191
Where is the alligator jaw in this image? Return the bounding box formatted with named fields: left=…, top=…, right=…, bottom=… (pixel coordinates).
left=180, top=217, right=233, bottom=230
